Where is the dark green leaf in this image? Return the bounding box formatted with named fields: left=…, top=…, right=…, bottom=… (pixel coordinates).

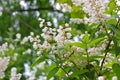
left=107, top=24, right=118, bottom=35
left=85, top=64, right=95, bottom=80
left=112, top=37, right=120, bottom=56
left=112, top=63, right=120, bottom=79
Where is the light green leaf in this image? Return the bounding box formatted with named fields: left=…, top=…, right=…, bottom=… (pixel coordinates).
left=89, top=37, right=104, bottom=47
left=109, top=0, right=116, bottom=12
left=83, top=33, right=89, bottom=43
left=31, top=56, right=45, bottom=67
left=89, top=56, right=104, bottom=60
left=56, top=68, right=65, bottom=77
left=47, top=67, right=59, bottom=80
left=70, top=69, right=89, bottom=78
left=71, top=42, right=87, bottom=48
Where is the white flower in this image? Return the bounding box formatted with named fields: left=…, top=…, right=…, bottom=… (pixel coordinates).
left=26, top=49, right=32, bottom=54
left=0, top=57, right=10, bottom=79
left=112, top=76, right=117, bottom=80
left=37, top=51, right=41, bottom=55
left=65, top=23, right=69, bottom=27
left=59, top=25, right=63, bottom=29
left=0, top=42, right=8, bottom=53
left=42, top=27, right=48, bottom=33
left=13, top=53, right=18, bottom=60
left=27, top=71, right=36, bottom=80
left=16, top=33, right=21, bottom=39
left=47, top=22, right=52, bottom=26
left=36, top=35, right=40, bottom=38
left=30, top=32, right=34, bottom=36
left=9, top=44, right=15, bottom=50
left=29, top=36, right=34, bottom=42
left=97, top=76, right=104, bottom=80
left=66, top=33, right=72, bottom=38
left=71, top=0, right=83, bottom=6
left=10, top=67, right=22, bottom=80
left=70, top=18, right=83, bottom=24
left=0, top=11, right=2, bottom=16
left=21, top=37, right=28, bottom=44
left=71, top=0, right=110, bottom=23
left=116, top=0, right=120, bottom=6
left=33, top=42, right=39, bottom=50
left=60, top=3, right=72, bottom=12
left=39, top=23, right=44, bottom=28
left=118, top=58, right=120, bottom=64
left=38, top=18, right=42, bottom=21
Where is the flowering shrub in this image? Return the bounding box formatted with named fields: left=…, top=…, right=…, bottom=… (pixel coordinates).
left=0, top=0, right=120, bottom=80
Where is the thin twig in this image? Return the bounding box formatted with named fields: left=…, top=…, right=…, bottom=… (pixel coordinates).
left=19, top=19, right=36, bottom=31
left=100, top=39, right=111, bottom=71
left=99, top=18, right=120, bottom=75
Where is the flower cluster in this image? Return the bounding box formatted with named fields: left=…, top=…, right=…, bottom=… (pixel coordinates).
left=0, top=42, right=8, bottom=53
left=88, top=41, right=106, bottom=56
left=54, top=25, right=72, bottom=47
left=60, top=3, right=72, bottom=12
left=71, top=0, right=83, bottom=6
left=97, top=76, right=118, bottom=80
left=10, top=67, right=22, bottom=80
left=27, top=71, right=36, bottom=80
left=71, top=0, right=110, bottom=24
left=15, top=33, right=21, bottom=41
left=38, top=18, right=52, bottom=28
left=0, top=57, right=10, bottom=79
left=20, top=16, right=117, bottom=80
left=21, top=19, right=72, bottom=55
left=70, top=18, right=83, bottom=24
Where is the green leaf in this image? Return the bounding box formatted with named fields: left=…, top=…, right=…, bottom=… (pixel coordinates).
left=31, top=56, right=45, bottom=67
left=107, top=24, right=118, bottom=35
left=83, top=33, right=89, bottom=43
left=109, top=0, right=116, bottom=12
left=112, top=37, right=120, bottom=56
left=71, top=5, right=85, bottom=18
left=71, top=42, right=87, bottom=48
left=112, top=63, right=120, bottom=79
left=47, top=67, right=59, bottom=80
left=85, top=64, right=95, bottom=80
left=70, top=69, right=89, bottom=78
left=56, top=68, right=66, bottom=77
left=68, top=56, right=86, bottom=61
left=107, top=19, right=117, bottom=25
left=89, top=56, right=104, bottom=60
left=89, top=37, right=104, bottom=47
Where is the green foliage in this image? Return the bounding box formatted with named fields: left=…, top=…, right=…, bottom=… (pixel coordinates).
left=47, top=67, right=59, bottom=80
left=31, top=56, right=45, bottom=67
left=112, top=37, right=120, bottom=56
left=112, top=63, right=120, bottom=79
left=0, top=0, right=120, bottom=80
left=89, top=37, right=105, bottom=47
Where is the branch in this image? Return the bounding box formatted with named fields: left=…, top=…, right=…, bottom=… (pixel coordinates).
left=19, top=19, right=36, bottom=31
left=99, top=39, right=111, bottom=71
left=10, top=7, right=63, bottom=13
left=99, top=19, right=120, bottom=75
